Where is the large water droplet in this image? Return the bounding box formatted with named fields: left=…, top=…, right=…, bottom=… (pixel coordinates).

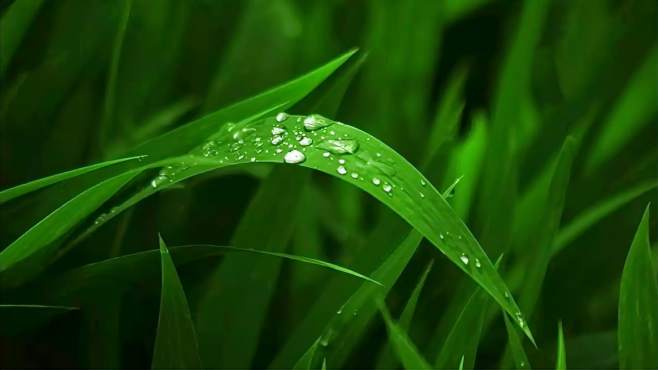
left=275, top=112, right=288, bottom=122
left=303, top=114, right=332, bottom=131
left=272, top=126, right=286, bottom=136
left=316, top=139, right=359, bottom=154
left=382, top=184, right=392, bottom=193
left=350, top=173, right=359, bottom=179
left=372, top=177, right=381, bottom=186
left=233, top=127, right=256, bottom=141
left=459, top=254, right=469, bottom=265
left=322, top=152, right=331, bottom=158
left=337, top=165, right=347, bottom=175
left=299, top=137, right=313, bottom=146
left=284, top=150, right=305, bottom=164
left=271, top=136, right=284, bottom=145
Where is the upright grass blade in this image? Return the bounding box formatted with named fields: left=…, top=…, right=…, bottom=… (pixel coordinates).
left=553, top=180, right=658, bottom=254
left=376, top=260, right=434, bottom=369
left=0, top=0, right=43, bottom=76
left=556, top=322, right=567, bottom=370
left=0, top=155, right=145, bottom=204
left=503, top=314, right=531, bottom=369
left=585, top=48, right=658, bottom=173
left=151, top=237, right=202, bottom=370
left=195, top=166, right=310, bottom=369
left=378, top=301, right=432, bottom=370
left=618, top=204, right=658, bottom=369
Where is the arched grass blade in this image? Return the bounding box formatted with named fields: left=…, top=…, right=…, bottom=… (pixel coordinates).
left=378, top=300, right=432, bottom=370
left=553, top=180, right=657, bottom=255
left=0, top=155, right=145, bottom=204
left=151, top=236, right=202, bottom=369
left=556, top=322, right=567, bottom=370
left=0, top=0, right=43, bottom=76
left=618, top=204, right=658, bottom=369
left=0, top=304, right=77, bottom=336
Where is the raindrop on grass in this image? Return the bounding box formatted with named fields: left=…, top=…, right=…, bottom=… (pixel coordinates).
left=322, top=152, right=331, bottom=158
left=284, top=150, right=305, bottom=164
left=233, top=127, right=256, bottom=141
left=299, top=137, right=313, bottom=146
left=303, top=114, right=332, bottom=131
left=338, top=159, right=345, bottom=164
left=337, top=165, right=347, bottom=175
left=272, top=126, right=286, bottom=135
left=351, top=173, right=359, bottom=179
left=420, top=179, right=427, bottom=187
left=382, top=184, right=392, bottom=193
left=459, top=254, right=469, bottom=265
left=316, top=139, right=359, bottom=154
left=475, top=258, right=481, bottom=268
left=271, top=136, right=284, bottom=145
left=275, top=112, right=288, bottom=122
left=372, top=177, right=381, bottom=186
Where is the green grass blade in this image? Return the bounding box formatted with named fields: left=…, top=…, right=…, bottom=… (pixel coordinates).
left=151, top=236, right=202, bottom=369
left=556, top=322, right=567, bottom=370
left=503, top=314, right=531, bottom=369
left=378, top=301, right=432, bottom=370
left=618, top=204, right=658, bottom=369
left=0, top=304, right=77, bottom=336
left=585, top=48, right=658, bottom=173
left=0, top=0, right=43, bottom=75
left=0, top=171, right=139, bottom=281
left=376, top=260, right=434, bottom=369
left=0, top=155, right=145, bottom=204
left=553, top=180, right=658, bottom=254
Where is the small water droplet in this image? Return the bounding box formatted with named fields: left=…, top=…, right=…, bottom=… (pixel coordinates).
left=316, top=139, right=359, bottom=154
left=322, top=152, right=331, bottom=158
left=421, top=179, right=427, bottom=186
left=284, top=150, right=305, bottom=164
left=337, top=165, right=347, bottom=175
left=276, top=148, right=283, bottom=154
left=372, top=177, right=381, bottom=186
left=338, top=159, right=345, bottom=164
left=303, top=114, right=332, bottom=131
left=351, top=173, right=359, bottom=179
left=440, top=233, right=444, bottom=240
left=299, top=137, right=313, bottom=146
left=233, top=127, right=256, bottom=141
left=475, top=258, right=481, bottom=268
left=276, top=112, right=288, bottom=122
left=459, top=254, right=469, bottom=265
left=419, top=192, right=425, bottom=198
left=382, top=184, right=392, bottom=193
left=271, top=136, right=284, bottom=145
left=250, top=157, right=256, bottom=162
left=201, top=141, right=219, bottom=157
left=515, top=312, right=525, bottom=328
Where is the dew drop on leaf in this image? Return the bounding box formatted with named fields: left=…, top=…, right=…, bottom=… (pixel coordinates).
left=459, top=254, right=470, bottom=265
left=316, top=139, right=359, bottom=154
left=337, top=165, right=347, bottom=175
left=284, top=150, right=305, bottom=164
left=275, top=112, right=288, bottom=122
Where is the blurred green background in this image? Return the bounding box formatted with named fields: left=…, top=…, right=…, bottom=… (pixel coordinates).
left=0, top=0, right=656, bottom=368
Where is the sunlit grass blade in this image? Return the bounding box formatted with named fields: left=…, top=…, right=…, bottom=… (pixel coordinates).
left=584, top=48, right=658, bottom=173
left=556, top=322, right=567, bottom=370
left=503, top=314, right=531, bottom=369
left=0, top=0, right=43, bottom=76
left=378, top=300, right=432, bottom=370
left=0, top=155, right=145, bottom=204
left=553, top=180, right=658, bottom=254
left=151, top=236, right=202, bottom=369
left=376, top=260, right=433, bottom=369
left=618, top=204, right=658, bottom=369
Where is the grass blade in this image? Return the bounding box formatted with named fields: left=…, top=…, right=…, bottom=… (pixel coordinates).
left=0, top=304, right=77, bottom=336
left=0, top=0, right=43, bottom=75
left=503, top=314, right=531, bottom=369
left=0, top=155, right=145, bottom=204
left=618, top=204, right=658, bottom=369
left=553, top=180, right=658, bottom=254
left=151, top=236, right=202, bottom=369
left=378, top=301, right=432, bottom=370
left=556, top=322, right=567, bottom=370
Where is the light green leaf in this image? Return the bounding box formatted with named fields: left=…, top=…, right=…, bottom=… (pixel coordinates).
left=618, top=204, right=658, bottom=369
left=378, top=301, right=432, bottom=370
left=556, top=322, right=567, bottom=370
left=503, top=314, right=531, bottom=370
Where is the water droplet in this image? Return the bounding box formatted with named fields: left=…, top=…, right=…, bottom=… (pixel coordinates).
left=201, top=141, right=219, bottom=157
left=419, top=192, right=425, bottom=198
left=275, top=112, right=288, bottom=122
left=151, top=175, right=168, bottom=188
left=299, top=137, right=313, bottom=146
left=250, top=157, right=256, bottom=162
left=284, top=150, right=305, bottom=164
left=337, top=165, right=347, bottom=175
left=351, top=173, right=359, bottom=179
left=272, top=126, right=286, bottom=135
left=382, top=184, right=392, bottom=193
left=316, top=139, right=359, bottom=154
left=233, top=127, right=256, bottom=141
left=515, top=312, right=525, bottom=328
left=276, top=148, right=283, bottom=154
left=337, top=308, right=343, bottom=315
left=421, top=179, right=427, bottom=186
left=504, top=291, right=511, bottom=299
left=322, top=152, right=331, bottom=158
left=520, top=361, right=526, bottom=368
left=439, top=233, right=445, bottom=240
left=475, top=258, right=481, bottom=268
left=372, top=177, right=381, bottom=186
left=303, top=114, right=332, bottom=131
left=459, top=254, right=469, bottom=265
left=338, top=159, right=345, bottom=164
left=271, top=136, right=284, bottom=145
